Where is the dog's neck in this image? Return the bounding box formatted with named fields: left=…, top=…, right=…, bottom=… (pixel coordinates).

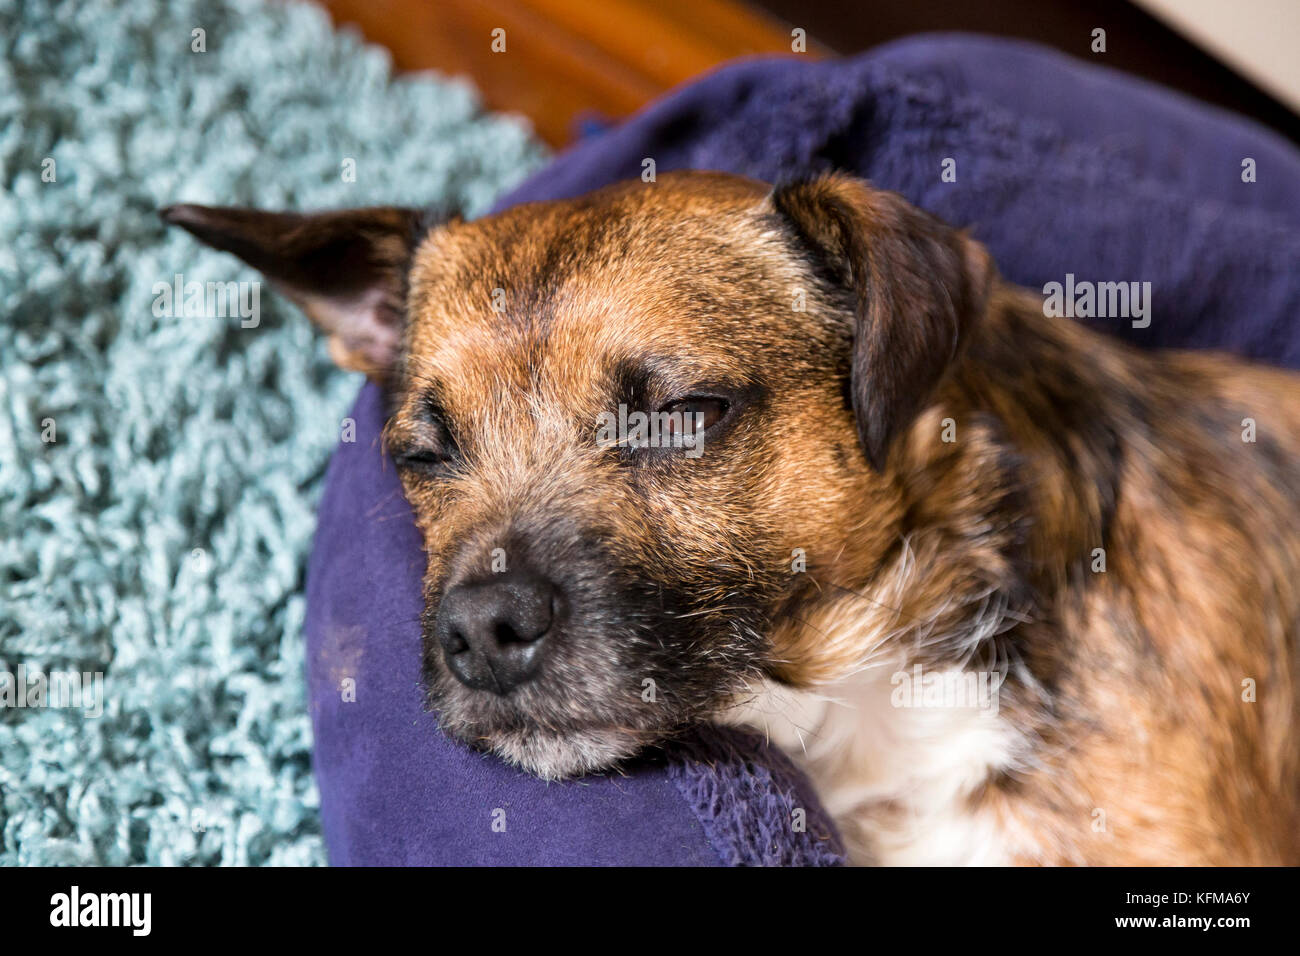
left=731, top=289, right=1130, bottom=864
left=775, top=288, right=1118, bottom=687
left=886, top=287, right=1126, bottom=684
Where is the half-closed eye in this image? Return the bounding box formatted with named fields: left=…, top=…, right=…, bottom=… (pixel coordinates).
left=657, top=396, right=730, bottom=436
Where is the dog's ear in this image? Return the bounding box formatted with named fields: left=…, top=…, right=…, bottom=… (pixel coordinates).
left=771, top=174, right=994, bottom=471
left=160, top=203, right=427, bottom=381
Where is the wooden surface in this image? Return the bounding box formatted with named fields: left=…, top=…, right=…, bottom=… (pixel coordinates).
left=319, top=0, right=820, bottom=146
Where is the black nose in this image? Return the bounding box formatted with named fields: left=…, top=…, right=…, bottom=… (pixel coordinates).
left=435, top=567, right=558, bottom=693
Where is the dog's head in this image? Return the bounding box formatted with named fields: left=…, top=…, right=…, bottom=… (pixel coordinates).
left=164, top=171, right=993, bottom=777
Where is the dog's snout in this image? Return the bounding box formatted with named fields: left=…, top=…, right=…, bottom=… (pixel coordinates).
left=435, top=567, right=557, bottom=693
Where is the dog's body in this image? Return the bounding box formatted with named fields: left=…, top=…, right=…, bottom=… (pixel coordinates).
left=165, top=171, right=1300, bottom=865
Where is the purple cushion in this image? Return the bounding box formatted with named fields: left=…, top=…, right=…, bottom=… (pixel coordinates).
left=305, top=35, right=1300, bottom=866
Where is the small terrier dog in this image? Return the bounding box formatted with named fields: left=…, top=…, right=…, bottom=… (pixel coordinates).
left=164, top=172, right=1300, bottom=865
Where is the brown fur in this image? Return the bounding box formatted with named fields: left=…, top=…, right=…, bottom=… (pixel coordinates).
left=164, top=170, right=1300, bottom=864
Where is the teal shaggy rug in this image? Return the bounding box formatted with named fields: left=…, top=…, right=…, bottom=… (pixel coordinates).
left=0, top=0, right=546, bottom=864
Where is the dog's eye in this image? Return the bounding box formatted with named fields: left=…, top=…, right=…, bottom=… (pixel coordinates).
left=393, top=400, right=459, bottom=474
left=392, top=447, right=454, bottom=473
left=395, top=449, right=448, bottom=467
left=658, top=396, right=730, bottom=435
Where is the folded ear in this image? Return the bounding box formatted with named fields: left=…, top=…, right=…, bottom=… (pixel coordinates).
left=160, top=203, right=427, bottom=382
left=771, top=174, right=994, bottom=471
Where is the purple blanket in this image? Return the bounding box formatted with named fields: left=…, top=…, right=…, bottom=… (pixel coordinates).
left=304, top=34, right=1300, bottom=866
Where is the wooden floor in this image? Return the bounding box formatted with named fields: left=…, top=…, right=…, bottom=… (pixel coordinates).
left=319, top=0, right=818, bottom=147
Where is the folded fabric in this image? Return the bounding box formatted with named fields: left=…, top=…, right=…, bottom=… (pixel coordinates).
left=305, top=34, right=1300, bottom=866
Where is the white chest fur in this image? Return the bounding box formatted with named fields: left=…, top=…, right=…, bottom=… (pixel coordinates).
left=722, top=668, right=1029, bottom=865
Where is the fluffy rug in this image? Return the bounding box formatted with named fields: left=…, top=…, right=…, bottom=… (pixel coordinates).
left=0, top=0, right=545, bottom=864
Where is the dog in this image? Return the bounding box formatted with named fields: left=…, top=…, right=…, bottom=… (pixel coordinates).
left=162, top=171, right=1300, bottom=865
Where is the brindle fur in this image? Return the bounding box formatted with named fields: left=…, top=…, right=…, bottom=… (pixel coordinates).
left=164, top=171, right=1300, bottom=864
